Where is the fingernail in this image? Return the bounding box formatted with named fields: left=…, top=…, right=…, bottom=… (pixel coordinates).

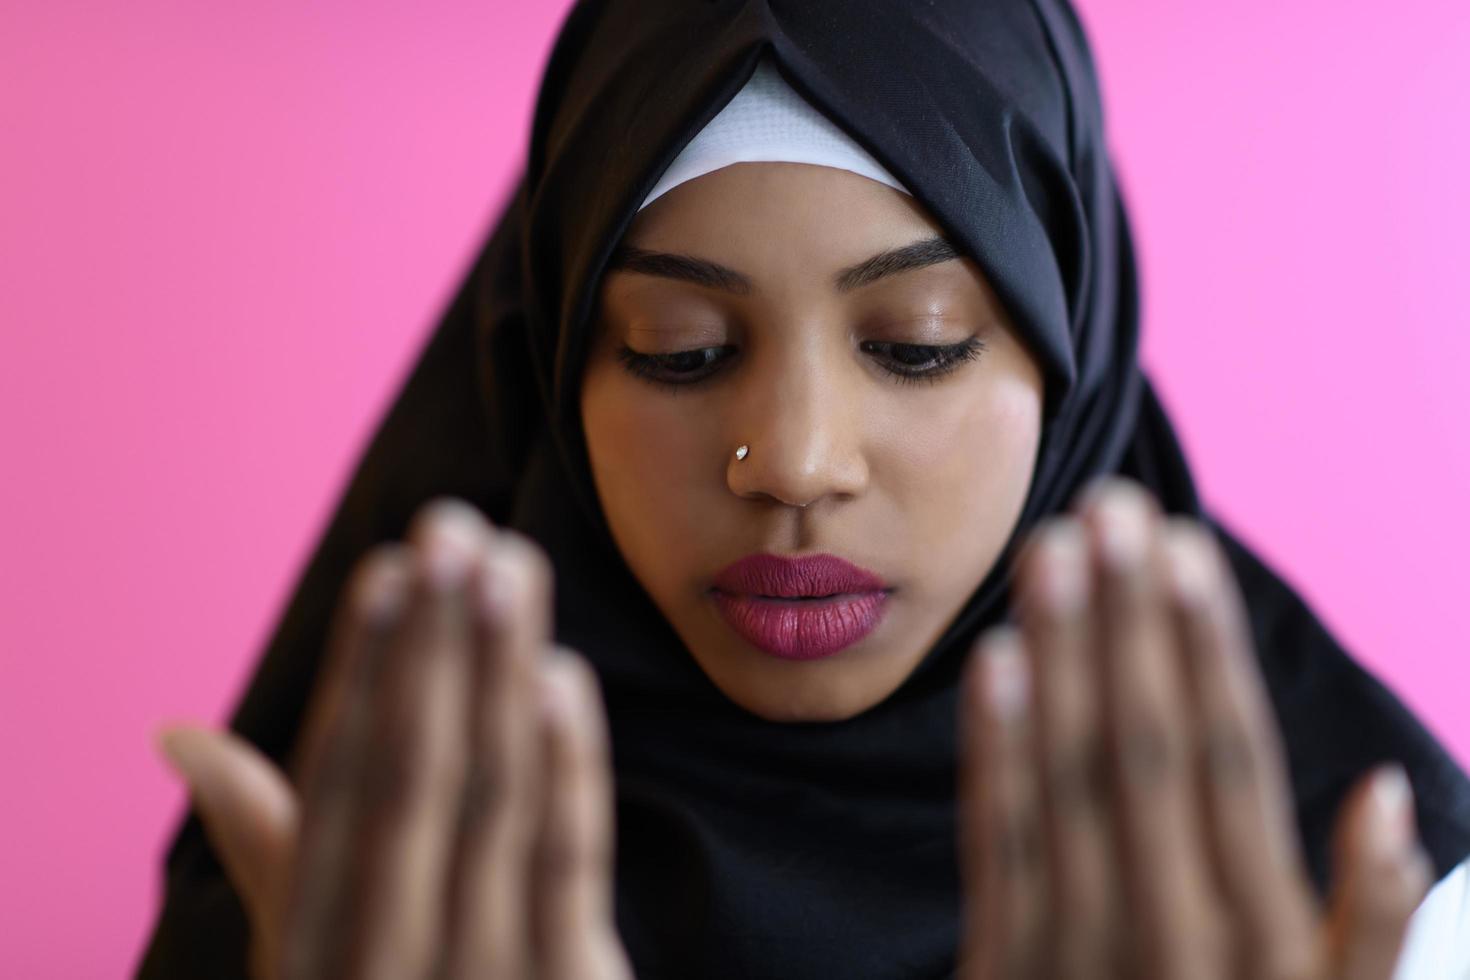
left=1166, top=538, right=1211, bottom=609
left=1037, top=526, right=1085, bottom=614
left=983, top=631, right=1030, bottom=721
left=357, top=561, right=409, bottom=623
left=478, top=550, right=521, bottom=622
left=1096, top=494, right=1147, bottom=570
left=1099, top=499, right=1140, bottom=567
left=538, top=655, right=579, bottom=725
left=154, top=726, right=195, bottom=781
left=1074, top=475, right=1113, bottom=510
left=1369, top=765, right=1414, bottom=858
left=423, top=503, right=483, bottom=590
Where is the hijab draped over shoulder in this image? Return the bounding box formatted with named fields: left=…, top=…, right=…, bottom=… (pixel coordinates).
left=139, top=2, right=1470, bottom=977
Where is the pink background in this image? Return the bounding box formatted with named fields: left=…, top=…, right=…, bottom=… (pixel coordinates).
left=2, top=1, right=1466, bottom=975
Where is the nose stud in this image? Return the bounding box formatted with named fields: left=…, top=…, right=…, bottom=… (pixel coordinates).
left=734, top=444, right=749, bottom=460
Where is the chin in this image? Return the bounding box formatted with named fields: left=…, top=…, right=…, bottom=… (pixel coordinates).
left=740, top=696, right=862, bottom=725
left=716, top=670, right=891, bottom=724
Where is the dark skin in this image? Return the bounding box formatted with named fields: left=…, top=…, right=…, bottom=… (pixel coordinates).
left=962, top=483, right=1433, bottom=979
left=583, top=163, right=1043, bottom=723
left=158, top=505, right=633, bottom=979
left=157, top=164, right=1432, bottom=978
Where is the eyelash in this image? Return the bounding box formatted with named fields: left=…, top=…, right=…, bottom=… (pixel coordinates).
left=615, top=337, right=987, bottom=389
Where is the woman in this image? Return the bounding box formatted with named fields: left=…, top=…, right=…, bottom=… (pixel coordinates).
left=139, top=1, right=1470, bottom=977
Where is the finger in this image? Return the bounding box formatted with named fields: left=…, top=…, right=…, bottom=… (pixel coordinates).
left=1081, top=480, right=1226, bottom=979
left=336, top=501, right=485, bottom=980
left=1013, top=519, right=1120, bottom=979
left=1326, top=766, right=1433, bottom=980
left=288, top=543, right=412, bottom=792
left=531, top=650, right=635, bottom=980
left=278, top=545, right=412, bottom=979
left=156, top=725, right=299, bottom=930
left=959, top=626, right=1047, bottom=980
left=1161, top=521, right=1322, bottom=979
left=442, top=529, right=552, bottom=978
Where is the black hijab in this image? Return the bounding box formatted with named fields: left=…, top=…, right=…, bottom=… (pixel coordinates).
left=139, top=2, right=1470, bottom=977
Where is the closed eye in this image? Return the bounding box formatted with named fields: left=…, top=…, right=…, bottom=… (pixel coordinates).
left=616, top=344, right=736, bottom=386
left=859, top=338, right=986, bottom=385
left=615, top=337, right=986, bottom=388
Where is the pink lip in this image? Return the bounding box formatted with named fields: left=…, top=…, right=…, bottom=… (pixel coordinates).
left=708, top=553, right=891, bottom=661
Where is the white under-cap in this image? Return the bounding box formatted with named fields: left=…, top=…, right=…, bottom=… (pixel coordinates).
left=637, top=57, right=912, bottom=212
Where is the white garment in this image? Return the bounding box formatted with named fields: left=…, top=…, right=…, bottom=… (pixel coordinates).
left=1396, top=858, right=1470, bottom=979
left=637, top=58, right=910, bottom=212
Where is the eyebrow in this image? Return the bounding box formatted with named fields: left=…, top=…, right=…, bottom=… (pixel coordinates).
left=605, top=235, right=960, bottom=295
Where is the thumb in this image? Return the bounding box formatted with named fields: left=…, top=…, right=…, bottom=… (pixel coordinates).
left=155, top=724, right=300, bottom=927
left=1323, top=765, right=1433, bottom=980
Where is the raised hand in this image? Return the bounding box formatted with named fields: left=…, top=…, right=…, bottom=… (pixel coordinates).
left=958, top=478, right=1433, bottom=980
left=156, top=499, right=633, bottom=980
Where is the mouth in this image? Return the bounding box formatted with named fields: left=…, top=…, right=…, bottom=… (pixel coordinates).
left=709, top=552, right=889, bottom=598
left=753, top=592, right=843, bottom=601
left=707, top=553, right=892, bottom=660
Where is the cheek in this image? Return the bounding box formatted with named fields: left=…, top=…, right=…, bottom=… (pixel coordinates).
left=894, top=374, right=1040, bottom=483
left=581, top=366, right=708, bottom=575
left=885, top=372, right=1042, bottom=576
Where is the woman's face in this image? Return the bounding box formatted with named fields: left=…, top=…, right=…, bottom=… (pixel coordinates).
left=580, top=162, right=1044, bottom=722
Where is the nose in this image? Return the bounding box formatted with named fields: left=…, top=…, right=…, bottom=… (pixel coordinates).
left=725, top=353, right=869, bottom=509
